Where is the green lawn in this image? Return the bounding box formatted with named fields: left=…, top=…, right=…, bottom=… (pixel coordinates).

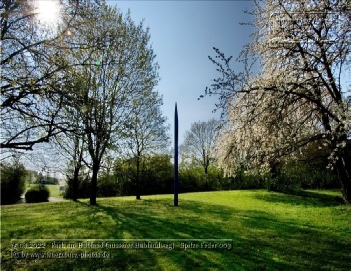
left=45, top=184, right=64, bottom=198
left=1, top=190, right=350, bottom=270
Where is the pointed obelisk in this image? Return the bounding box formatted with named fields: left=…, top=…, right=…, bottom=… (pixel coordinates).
left=174, top=103, right=179, bottom=206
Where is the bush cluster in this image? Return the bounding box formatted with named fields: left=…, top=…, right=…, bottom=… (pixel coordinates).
left=0, top=164, right=26, bottom=205
left=25, top=186, right=50, bottom=203
left=41, top=178, right=59, bottom=185
left=63, top=150, right=342, bottom=200
left=267, top=160, right=339, bottom=193
left=64, top=175, right=90, bottom=199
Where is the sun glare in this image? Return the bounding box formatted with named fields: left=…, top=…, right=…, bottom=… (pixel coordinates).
left=35, top=0, right=60, bottom=24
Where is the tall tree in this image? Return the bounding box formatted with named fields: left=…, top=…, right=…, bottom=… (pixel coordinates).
left=63, top=4, right=160, bottom=205
left=204, top=0, right=351, bottom=202
left=121, top=90, right=169, bottom=200
left=55, top=131, right=87, bottom=201
left=181, top=119, right=219, bottom=175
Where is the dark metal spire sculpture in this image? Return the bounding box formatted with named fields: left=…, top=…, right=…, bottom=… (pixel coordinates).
left=174, top=103, right=179, bottom=206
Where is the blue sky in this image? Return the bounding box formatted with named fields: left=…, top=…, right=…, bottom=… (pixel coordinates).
left=108, top=0, right=255, bottom=144
left=19, top=1, right=256, bottom=176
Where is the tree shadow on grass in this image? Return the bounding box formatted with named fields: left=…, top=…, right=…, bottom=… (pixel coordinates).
left=238, top=209, right=350, bottom=270
left=92, top=201, right=292, bottom=271
left=2, top=198, right=350, bottom=270
left=75, top=199, right=349, bottom=270
left=181, top=199, right=350, bottom=270
left=254, top=190, right=345, bottom=207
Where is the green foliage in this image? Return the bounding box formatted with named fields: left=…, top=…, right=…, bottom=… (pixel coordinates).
left=0, top=163, right=27, bottom=205
left=112, top=154, right=173, bottom=196
left=221, top=170, right=265, bottom=191
left=179, top=165, right=217, bottom=192
left=33, top=173, right=59, bottom=185
left=64, top=175, right=90, bottom=199
left=113, top=157, right=137, bottom=196
left=281, top=161, right=338, bottom=190
left=267, top=167, right=338, bottom=193
left=141, top=154, right=174, bottom=195
left=179, top=165, right=265, bottom=192
left=25, top=185, right=50, bottom=203
left=63, top=159, right=174, bottom=199
left=41, top=177, right=59, bottom=185
left=61, top=4, right=161, bottom=205
left=97, top=174, right=119, bottom=197
left=228, top=142, right=341, bottom=193
left=109, top=146, right=340, bottom=196
left=179, top=166, right=206, bottom=192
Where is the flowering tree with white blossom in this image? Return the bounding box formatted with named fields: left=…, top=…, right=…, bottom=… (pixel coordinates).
left=204, top=0, right=351, bottom=203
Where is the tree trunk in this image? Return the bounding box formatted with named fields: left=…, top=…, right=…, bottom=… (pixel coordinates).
left=72, top=137, right=84, bottom=202
left=330, top=128, right=350, bottom=204
left=203, top=151, right=209, bottom=190
left=268, top=162, right=279, bottom=192
left=335, top=155, right=351, bottom=204
left=90, top=163, right=99, bottom=205
left=72, top=166, right=79, bottom=201
left=136, top=155, right=141, bottom=200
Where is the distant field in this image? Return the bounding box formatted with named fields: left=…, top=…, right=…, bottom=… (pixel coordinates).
left=45, top=184, right=64, bottom=198
left=1, top=190, right=350, bottom=270
left=26, top=184, right=64, bottom=199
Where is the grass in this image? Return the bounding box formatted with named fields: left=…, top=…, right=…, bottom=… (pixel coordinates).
left=45, top=184, right=64, bottom=198
left=1, top=190, right=350, bottom=270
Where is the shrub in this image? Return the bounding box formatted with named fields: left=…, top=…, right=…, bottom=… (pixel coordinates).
left=25, top=186, right=50, bottom=203
left=266, top=160, right=339, bottom=193
left=41, top=178, right=59, bottom=185
left=97, top=175, right=118, bottom=197
left=113, top=154, right=174, bottom=196
left=64, top=175, right=90, bottom=199
left=0, top=163, right=27, bottom=205
left=179, top=166, right=204, bottom=192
